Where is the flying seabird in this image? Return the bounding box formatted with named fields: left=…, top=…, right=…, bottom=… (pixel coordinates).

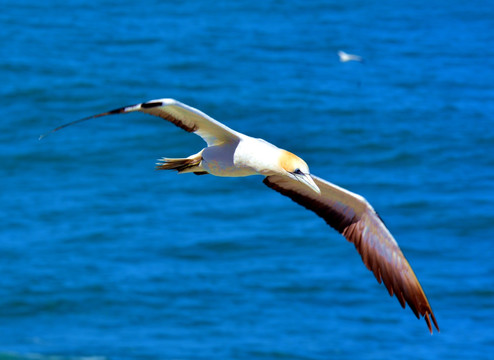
left=338, top=50, right=364, bottom=63
left=40, top=98, right=439, bottom=333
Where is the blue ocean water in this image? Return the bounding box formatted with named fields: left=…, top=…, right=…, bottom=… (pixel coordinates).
left=1, top=0, right=494, bottom=359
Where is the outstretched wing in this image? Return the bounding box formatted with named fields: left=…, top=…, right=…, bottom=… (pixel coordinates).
left=263, top=174, right=439, bottom=333
left=40, top=98, right=240, bottom=146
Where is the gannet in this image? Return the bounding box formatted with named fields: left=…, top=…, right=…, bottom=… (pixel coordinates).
left=338, top=50, right=364, bottom=63
left=40, top=98, right=439, bottom=333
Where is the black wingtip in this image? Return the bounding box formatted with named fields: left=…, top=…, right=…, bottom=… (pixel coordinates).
left=38, top=105, right=135, bottom=140
left=38, top=114, right=97, bottom=140
left=140, top=101, right=164, bottom=109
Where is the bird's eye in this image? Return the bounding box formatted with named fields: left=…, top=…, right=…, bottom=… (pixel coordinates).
left=293, top=168, right=303, bottom=175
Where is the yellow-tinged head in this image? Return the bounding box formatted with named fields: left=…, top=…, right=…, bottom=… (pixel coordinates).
left=279, top=150, right=321, bottom=194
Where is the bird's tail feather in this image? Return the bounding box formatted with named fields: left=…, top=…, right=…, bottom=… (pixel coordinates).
left=155, top=153, right=205, bottom=174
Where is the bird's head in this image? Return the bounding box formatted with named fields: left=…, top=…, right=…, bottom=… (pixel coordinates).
left=278, top=150, right=321, bottom=194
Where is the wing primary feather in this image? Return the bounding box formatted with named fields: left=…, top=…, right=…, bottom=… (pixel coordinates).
left=38, top=104, right=139, bottom=140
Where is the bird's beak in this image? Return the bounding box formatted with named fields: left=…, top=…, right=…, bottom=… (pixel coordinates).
left=295, top=173, right=321, bottom=194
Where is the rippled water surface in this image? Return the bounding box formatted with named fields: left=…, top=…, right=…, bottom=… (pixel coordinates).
left=1, top=1, right=494, bottom=359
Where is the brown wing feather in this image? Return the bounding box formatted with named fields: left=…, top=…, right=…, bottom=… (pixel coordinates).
left=263, top=174, right=439, bottom=333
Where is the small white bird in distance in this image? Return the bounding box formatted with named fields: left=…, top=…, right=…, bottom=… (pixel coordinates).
left=40, top=98, right=438, bottom=333
left=338, top=50, right=364, bottom=63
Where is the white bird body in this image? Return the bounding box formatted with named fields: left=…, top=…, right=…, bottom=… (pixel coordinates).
left=196, top=136, right=284, bottom=177
left=41, top=98, right=438, bottom=333
left=338, top=50, right=364, bottom=63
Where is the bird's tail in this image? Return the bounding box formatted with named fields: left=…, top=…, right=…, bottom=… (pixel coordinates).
left=155, top=152, right=207, bottom=175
